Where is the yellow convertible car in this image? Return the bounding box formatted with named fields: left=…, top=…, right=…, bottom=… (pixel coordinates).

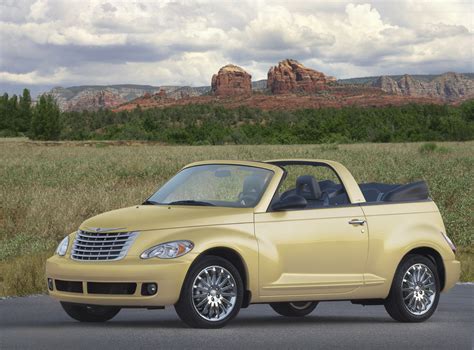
left=46, top=159, right=460, bottom=328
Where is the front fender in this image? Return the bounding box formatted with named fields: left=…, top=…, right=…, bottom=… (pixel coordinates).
left=178, top=224, right=258, bottom=296
left=134, top=223, right=259, bottom=297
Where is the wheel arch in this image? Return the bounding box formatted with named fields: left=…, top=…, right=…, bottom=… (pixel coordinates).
left=185, top=247, right=252, bottom=307
left=400, top=246, right=446, bottom=291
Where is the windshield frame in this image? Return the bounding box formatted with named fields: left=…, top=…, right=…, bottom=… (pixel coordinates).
left=145, top=163, right=276, bottom=209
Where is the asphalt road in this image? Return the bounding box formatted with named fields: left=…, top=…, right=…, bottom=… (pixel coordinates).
left=1, top=284, right=472, bottom=350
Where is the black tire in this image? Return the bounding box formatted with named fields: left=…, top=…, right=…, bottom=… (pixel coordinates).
left=270, top=301, right=318, bottom=317
left=384, top=254, right=440, bottom=322
left=61, top=302, right=120, bottom=322
left=175, top=255, right=243, bottom=328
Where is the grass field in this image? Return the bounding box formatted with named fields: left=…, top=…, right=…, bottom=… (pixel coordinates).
left=0, top=139, right=472, bottom=296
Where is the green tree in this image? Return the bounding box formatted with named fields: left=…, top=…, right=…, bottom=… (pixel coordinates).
left=0, top=93, right=9, bottom=131
left=30, top=95, right=61, bottom=140
left=8, top=94, right=19, bottom=132
left=460, top=100, right=474, bottom=122
left=17, top=88, right=32, bottom=133
left=0, top=94, right=19, bottom=135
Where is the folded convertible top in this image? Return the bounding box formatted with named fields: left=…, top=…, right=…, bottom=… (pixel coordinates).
left=359, top=181, right=429, bottom=203
left=381, top=181, right=429, bottom=202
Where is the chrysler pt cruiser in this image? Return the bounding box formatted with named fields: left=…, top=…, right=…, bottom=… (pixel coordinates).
left=46, top=159, right=460, bottom=328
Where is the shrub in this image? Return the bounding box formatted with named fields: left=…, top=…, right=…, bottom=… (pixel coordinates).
left=419, top=142, right=438, bottom=153
left=320, top=143, right=339, bottom=151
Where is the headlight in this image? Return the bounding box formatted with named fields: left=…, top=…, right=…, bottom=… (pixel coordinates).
left=56, top=236, right=69, bottom=256
left=140, top=240, right=194, bottom=259
left=441, top=232, right=456, bottom=253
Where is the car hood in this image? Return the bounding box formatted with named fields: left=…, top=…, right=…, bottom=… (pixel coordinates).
left=79, top=205, right=254, bottom=232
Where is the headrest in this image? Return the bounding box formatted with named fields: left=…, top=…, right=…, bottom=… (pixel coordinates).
left=243, top=175, right=264, bottom=194
left=296, top=175, right=322, bottom=200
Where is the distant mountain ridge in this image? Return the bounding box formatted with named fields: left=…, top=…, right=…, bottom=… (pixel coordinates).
left=371, top=72, right=474, bottom=101
left=44, top=71, right=474, bottom=112
left=338, top=73, right=474, bottom=85
left=46, top=81, right=269, bottom=111
left=47, top=84, right=210, bottom=111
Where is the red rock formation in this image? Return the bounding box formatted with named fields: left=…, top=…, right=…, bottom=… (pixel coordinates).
left=114, top=86, right=445, bottom=113
left=211, top=64, right=252, bottom=96
left=267, top=59, right=332, bottom=94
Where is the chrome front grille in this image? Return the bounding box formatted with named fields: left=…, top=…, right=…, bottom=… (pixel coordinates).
left=71, top=230, right=138, bottom=261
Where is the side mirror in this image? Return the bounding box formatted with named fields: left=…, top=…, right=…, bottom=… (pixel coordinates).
left=271, top=194, right=307, bottom=211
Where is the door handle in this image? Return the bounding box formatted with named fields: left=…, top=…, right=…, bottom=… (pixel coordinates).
left=348, top=219, right=366, bottom=226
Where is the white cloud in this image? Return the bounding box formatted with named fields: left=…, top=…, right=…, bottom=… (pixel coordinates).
left=0, top=0, right=472, bottom=95
left=27, top=0, right=48, bottom=21
left=1, top=21, right=127, bottom=46
left=0, top=67, right=68, bottom=84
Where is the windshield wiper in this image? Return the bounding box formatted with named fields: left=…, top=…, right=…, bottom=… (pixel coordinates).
left=142, top=199, right=160, bottom=205
left=167, top=200, right=216, bottom=206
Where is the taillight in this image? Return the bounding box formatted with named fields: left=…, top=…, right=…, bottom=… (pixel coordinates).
left=441, top=232, right=456, bottom=253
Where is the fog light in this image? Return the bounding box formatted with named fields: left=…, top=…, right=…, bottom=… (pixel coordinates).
left=47, top=278, right=54, bottom=291
left=141, top=283, right=158, bottom=296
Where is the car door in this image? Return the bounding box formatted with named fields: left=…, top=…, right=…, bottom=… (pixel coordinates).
left=254, top=163, right=368, bottom=298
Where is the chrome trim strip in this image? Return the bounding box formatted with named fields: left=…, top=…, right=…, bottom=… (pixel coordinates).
left=73, top=242, right=130, bottom=249
left=82, top=227, right=127, bottom=233
left=76, top=232, right=134, bottom=239
left=71, top=247, right=124, bottom=253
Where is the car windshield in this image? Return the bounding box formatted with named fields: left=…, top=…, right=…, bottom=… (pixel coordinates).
left=146, top=164, right=273, bottom=208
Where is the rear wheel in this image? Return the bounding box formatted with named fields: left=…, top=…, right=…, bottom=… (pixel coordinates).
left=175, top=256, right=243, bottom=328
left=384, top=254, right=440, bottom=322
left=61, top=302, right=120, bottom=322
left=270, top=301, right=318, bottom=317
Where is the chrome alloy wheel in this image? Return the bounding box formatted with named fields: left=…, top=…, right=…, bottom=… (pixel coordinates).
left=401, top=263, right=436, bottom=316
left=192, top=265, right=238, bottom=321
left=289, top=302, right=313, bottom=310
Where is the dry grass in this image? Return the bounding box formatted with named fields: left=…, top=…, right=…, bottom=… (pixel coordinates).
left=0, top=140, right=472, bottom=296
left=458, top=247, right=474, bottom=282
left=1, top=252, right=51, bottom=296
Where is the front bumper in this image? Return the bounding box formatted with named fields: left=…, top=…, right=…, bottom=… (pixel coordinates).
left=45, top=254, right=195, bottom=306
left=443, top=259, right=461, bottom=292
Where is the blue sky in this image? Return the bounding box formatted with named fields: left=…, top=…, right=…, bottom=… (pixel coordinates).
left=1, top=0, right=472, bottom=96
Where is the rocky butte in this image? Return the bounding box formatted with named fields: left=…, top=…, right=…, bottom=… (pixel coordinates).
left=267, top=59, right=336, bottom=94
left=211, top=64, right=252, bottom=96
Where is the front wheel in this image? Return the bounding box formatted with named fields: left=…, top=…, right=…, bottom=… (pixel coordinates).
left=270, top=301, right=318, bottom=317
left=384, top=254, right=440, bottom=322
left=175, top=256, right=243, bottom=328
left=61, top=302, right=120, bottom=322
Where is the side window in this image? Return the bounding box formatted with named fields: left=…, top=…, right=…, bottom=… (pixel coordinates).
left=277, top=165, right=350, bottom=208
